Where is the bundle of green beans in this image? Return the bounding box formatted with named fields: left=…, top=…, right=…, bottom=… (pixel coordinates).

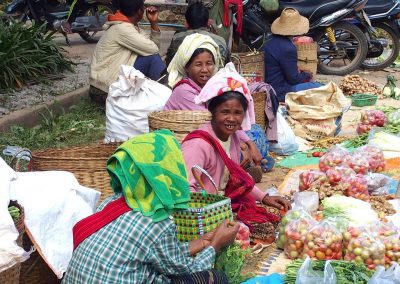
left=8, top=206, right=20, bottom=221
left=285, top=259, right=373, bottom=284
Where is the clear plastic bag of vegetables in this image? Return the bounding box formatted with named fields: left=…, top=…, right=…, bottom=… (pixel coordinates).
left=319, top=146, right=351, bottom=172
left=344, top=230, right=385, bottom=270
left=298, top=170, right=327, bottom=191
left=376, top=222, right=400, bottom=268
left=343, top=153, right=370, bottom=175
left=284, top=214, right=317, bottom=259
left=388, top=109, right=400, bottom=126
left=277, top=209, right=312, bottom=249
left=343, top=174, right=370, bottom=202
left=368, top=262, right=400, bottom=284
left=303, top=220, right=343, bottom=260
left=354, top=145, right=385, bottom=172
left=294, top=257, right=337, bottom=284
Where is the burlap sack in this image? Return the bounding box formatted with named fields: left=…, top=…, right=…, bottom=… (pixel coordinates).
left=285, top=82, right=350, bottom=141
left=286, top=82, right=351, bottom=120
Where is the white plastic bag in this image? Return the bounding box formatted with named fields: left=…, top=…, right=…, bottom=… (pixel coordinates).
left=295, top=257, right=337, bottom=284
left=293, top=191, right=319, bottom=213
left=269, top=109, right=299, bottom=155
left=368, top=263, right=400, bottom=284
left=104, top=65, right=171, bottom=143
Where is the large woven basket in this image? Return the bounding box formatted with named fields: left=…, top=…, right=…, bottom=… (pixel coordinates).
left=148, top=110, right=211, bottom=142
left=252, top=91, right=267, bottom=129
left=295, top=42, right=318, bottom=77
left=0, top=262, right=20, bottom=284
left=20, top=234, right=60, bottom=284
left=9, top=200, right=25, bottom=247
left=231, top=52, right=265, bottom=84
left=31, top=144, right=119, bottom=203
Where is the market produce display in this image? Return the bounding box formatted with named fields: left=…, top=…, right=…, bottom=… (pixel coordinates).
left=369, top=196, right=396, bottom=218
left=319, top=146, right=351, bottom=172
left=382, top=75, right=400, bottom=100
left=284, top=217, right=316, bottom=259
left=377, top=223, right=400, bottom=267
left=339, top=75, right=382, bottom=97
left=343, top=174, right=369, bottom=202
left=354, top=145, right=385, bottom=173
left=356, top=110, right=386, bottom=135
left=285, top=258, right=373, bottom=284
left=298, top=170, right=327, bottom=191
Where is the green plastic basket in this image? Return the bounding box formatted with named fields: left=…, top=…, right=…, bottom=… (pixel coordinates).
left=173, top=192, right=233, bottom=242
left=351, top=93, right=378, bottom=107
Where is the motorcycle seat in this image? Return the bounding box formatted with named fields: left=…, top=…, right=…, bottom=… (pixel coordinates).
left=363, top=0, right=397, bottom=16
left=280, top=0, right=352, bottom=22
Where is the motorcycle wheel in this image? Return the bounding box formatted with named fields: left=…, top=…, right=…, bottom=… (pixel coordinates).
left=314, top=22, right=368, bottom=76
left=361, top=23, right=399, bottom=70
left=78, top=3, right=114, bottom=43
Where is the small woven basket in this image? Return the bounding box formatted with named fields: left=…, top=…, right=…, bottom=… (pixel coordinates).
left=252, top=91, right=267, bottom=129
left=295, top=42, right=318, bottom=77
left=231, top=52, right=265, bottom=84
left=148, top=110, right=211, bottom=142
left=174, top=166, right=233, bottom=242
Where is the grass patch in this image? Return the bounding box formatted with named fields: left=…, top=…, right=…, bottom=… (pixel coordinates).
left=0, top=99, right=105, bottom=155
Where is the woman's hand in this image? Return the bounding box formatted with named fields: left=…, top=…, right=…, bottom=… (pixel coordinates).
left=240, top=143, right=251, bottom=168
left=210, top=220, right=239, bottom=252
left=246, top=141, right=262, bottom=166
left=262, top=195, right=291, bottom=212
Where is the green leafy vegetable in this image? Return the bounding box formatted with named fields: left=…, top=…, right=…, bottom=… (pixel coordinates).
left=214, top=243, right=253, bottom=284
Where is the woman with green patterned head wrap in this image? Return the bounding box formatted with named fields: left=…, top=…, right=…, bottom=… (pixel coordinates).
left=64, top=130, right=238, bottom=284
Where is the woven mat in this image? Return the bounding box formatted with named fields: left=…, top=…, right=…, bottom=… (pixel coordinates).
left=257, top=249, right=291, bottom=276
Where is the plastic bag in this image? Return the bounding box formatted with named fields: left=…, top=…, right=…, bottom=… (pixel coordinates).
left=285, top=215, right=317, bottom=259
left=343, top=153, right=370, bottom=175
left=235, top=222, right=251, bottom=249
left=277, top=209, right=308, bottom=249
left=319, top=145, right=351, bottom=172
left=357, top=110, right=387, bottom=135
left=366, top=173, right=394, bottom=196
left=376, top=222, right=400, bottom=267
left=259, top=0, right=279, bottom=12
left=354, top=145, right=385, bottom=173
left=293, top=191, right=319, bottom=213
left=295, top=257, right=337, bottom=284
left=344, top=230, right=385, bottom=270
left=269, top=109, right=299, bottom=155
left=388, top=109, right=400, bottom=126
left=298, top=170, right=327, bottom=191
left=368, top=130, right=400, bottom=159
left=368, top=262, right=400, bottom=284
left=104, top=65, right=171, bottom=143
left=303, top=220, right=343, bottom=260
left=343, top=174, right=370, bottom=201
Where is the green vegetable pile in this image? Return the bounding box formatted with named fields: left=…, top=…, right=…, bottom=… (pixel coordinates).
left=8, top=206, right=20, bottom=221
left=214, top=243, right=253, bottom=284
left=343, top=106, right=400, bottom=148
left=285, top=259, right=373, bottom=284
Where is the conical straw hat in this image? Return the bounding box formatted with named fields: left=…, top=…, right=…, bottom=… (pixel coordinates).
left=271, top=8, right=309, bottom=36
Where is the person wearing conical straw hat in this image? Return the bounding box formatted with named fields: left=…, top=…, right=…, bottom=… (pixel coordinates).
left=264, top=8, right=322, bottom=102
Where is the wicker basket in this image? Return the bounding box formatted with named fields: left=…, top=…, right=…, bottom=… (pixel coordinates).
left=31, top=144, right=119, bottom=203
left=0, top=262, right=20, bottom=284
left=174, top=192, right=233, bottom=242
left=173, top=165, right=232, bottom=242
left=231, top=52, right=265, bottom=84
left=20, top=234, right=60, bottom=284
left=9, top=200, right=25, bottom=247
left=295, top=42, right=318, bottom=77
left=252, top=91, right=267, bottom=129
left=148, top=110, right=211, bottom=142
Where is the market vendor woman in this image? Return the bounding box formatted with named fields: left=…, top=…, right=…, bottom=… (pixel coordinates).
left=181, top=66, right=291, bottom=243
left=264, top=8, right=322, bottom=102
left=62, top=130, right=238, bottom=283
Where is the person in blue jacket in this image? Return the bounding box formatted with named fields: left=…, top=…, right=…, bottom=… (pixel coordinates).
left=264, top=8, right=322, bottom=102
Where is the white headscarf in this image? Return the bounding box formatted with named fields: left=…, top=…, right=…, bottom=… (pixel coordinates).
left=167, top=33, right=223, bottom=88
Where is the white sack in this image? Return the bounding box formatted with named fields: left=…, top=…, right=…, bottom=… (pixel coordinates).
left=0, top=157, right=29, bottom=273
left=9, top=171, right=100, bottom=278
left=104, top=65, right=172, bottom=143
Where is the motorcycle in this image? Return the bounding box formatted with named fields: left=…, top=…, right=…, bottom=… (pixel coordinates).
left=353, top=0, right=400, bottom=70
left=5, top=0, right=114, bottom=44
left=238, top=0, right=372, bottom=76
